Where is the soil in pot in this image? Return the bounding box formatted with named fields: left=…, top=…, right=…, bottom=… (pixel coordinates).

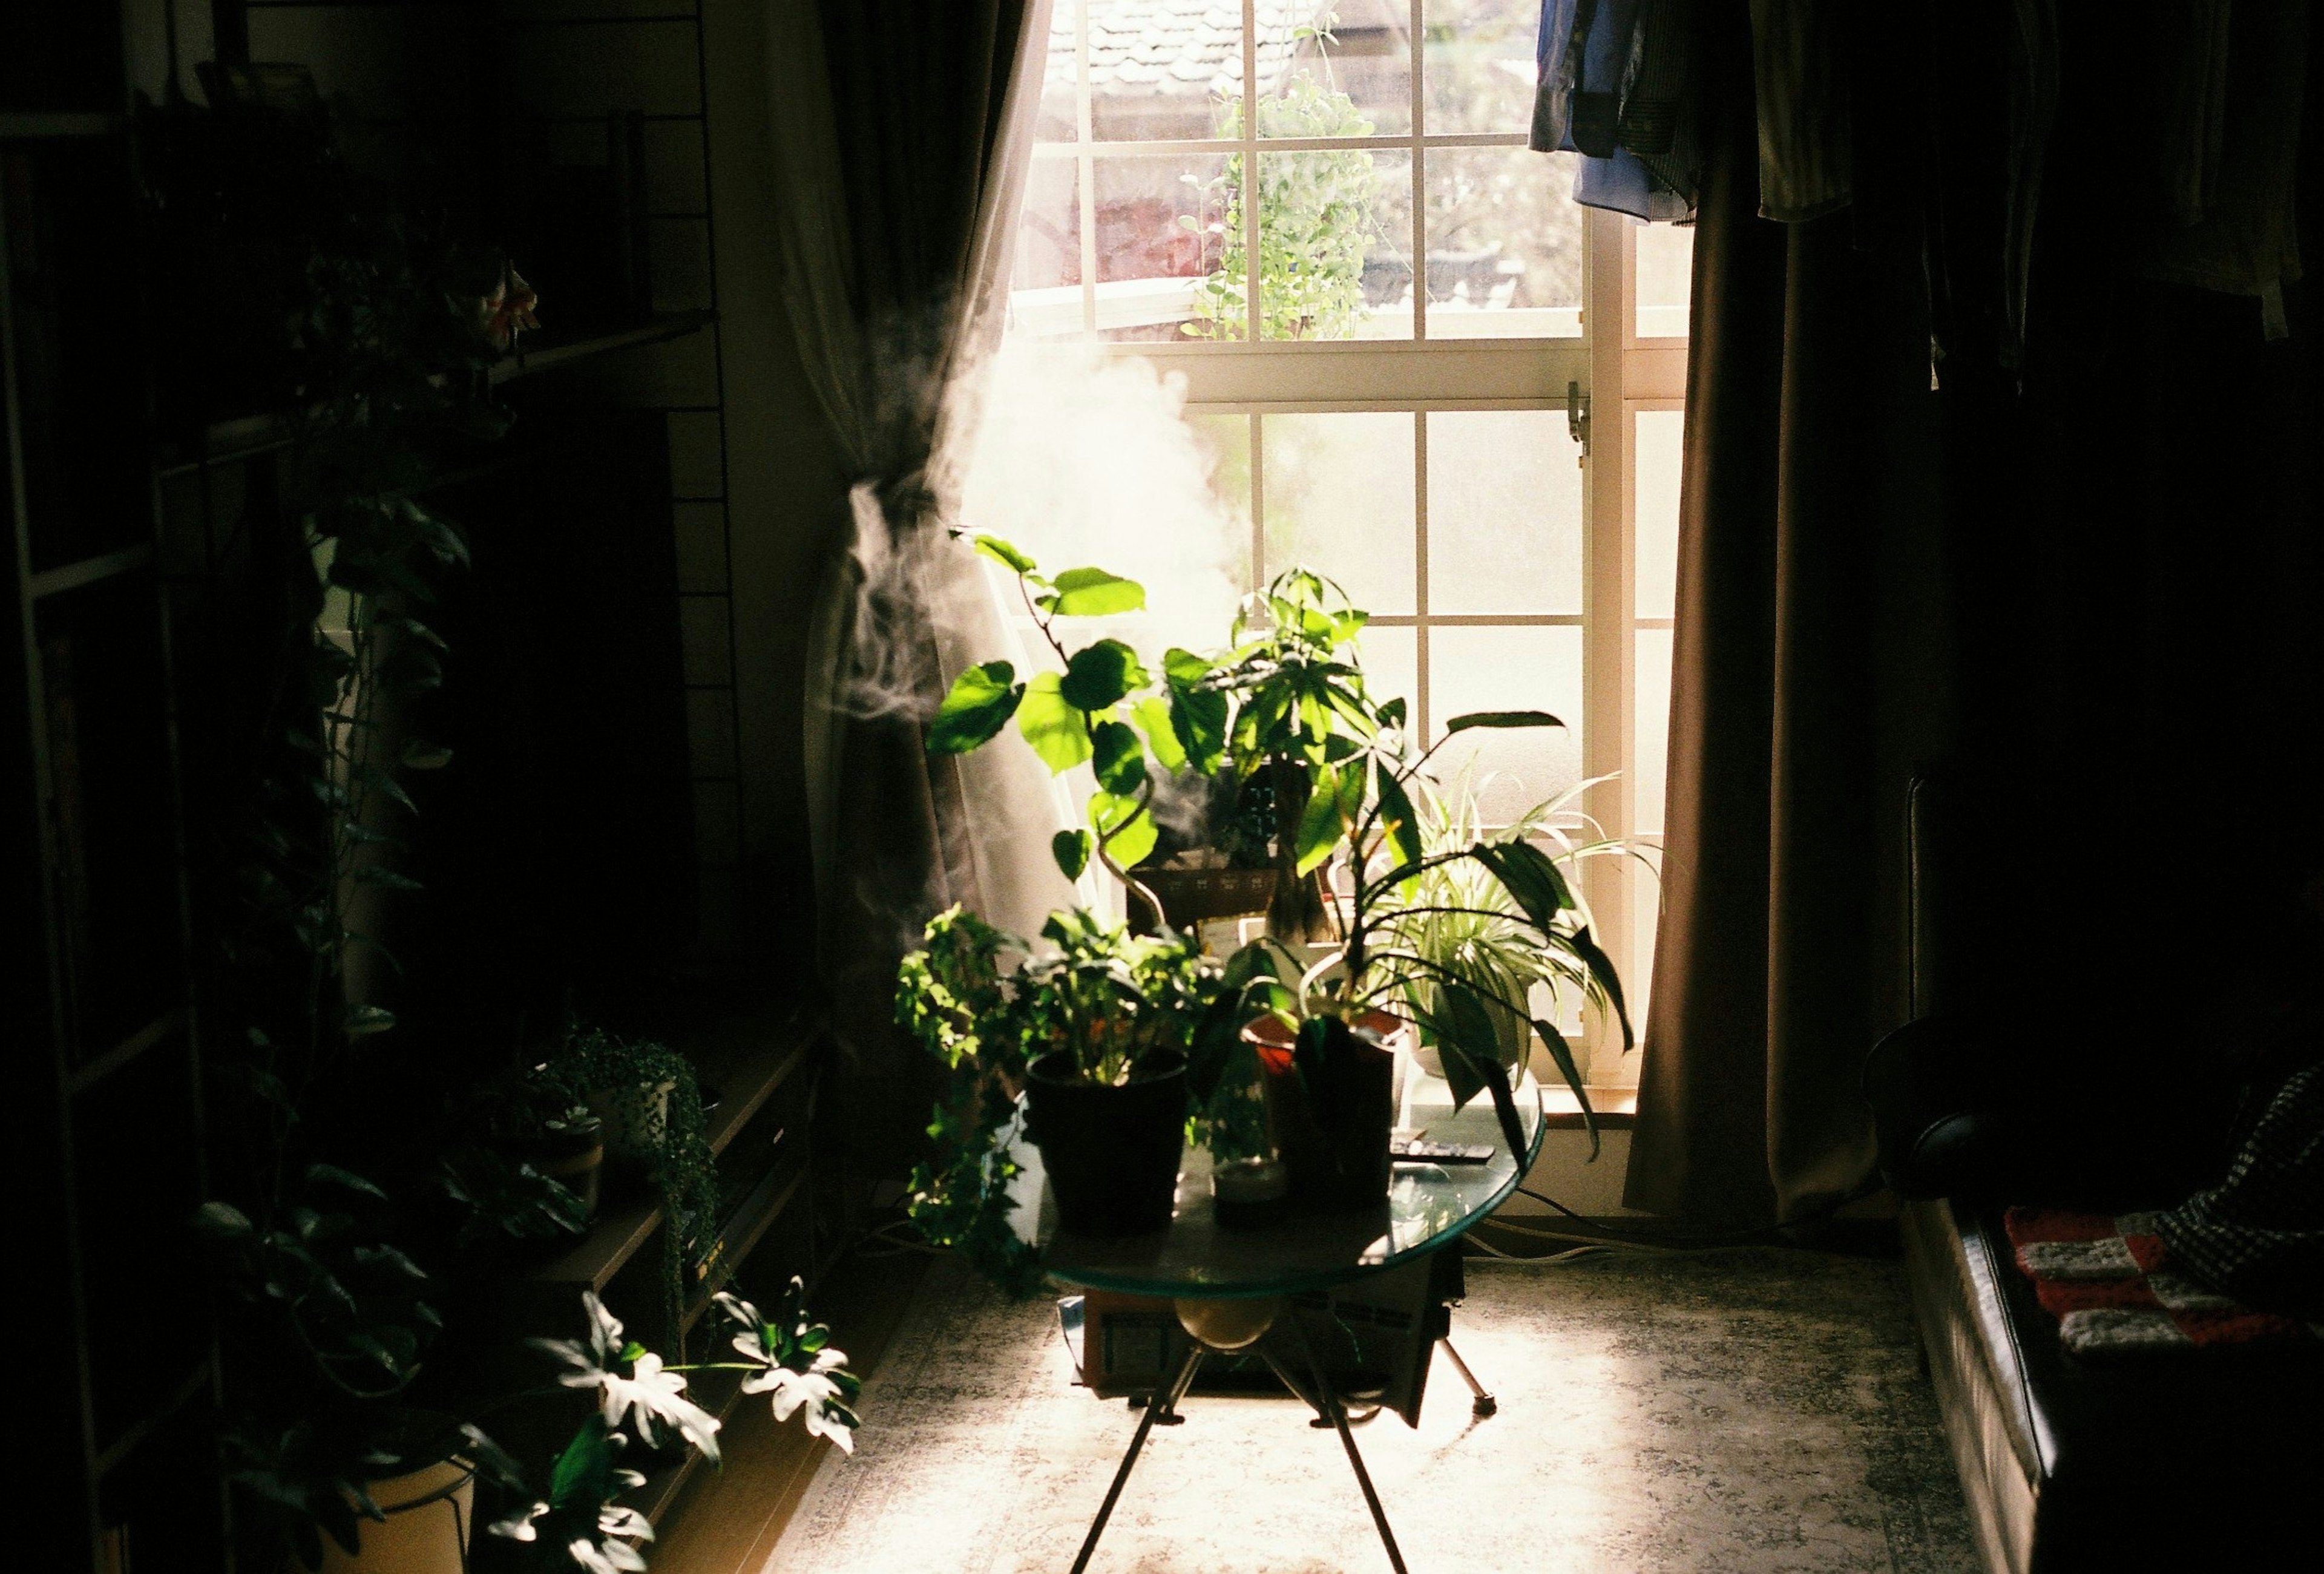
left=1246, top=1012, right=1398, bottom=1212
left=1026, top=1049, right=1187, bottom=1236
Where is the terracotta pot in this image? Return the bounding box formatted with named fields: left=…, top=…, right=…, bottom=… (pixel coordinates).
left=1244, top=1011, right=1405, bottom=1211
left=1025, top=1050, right=1187, bottom=1236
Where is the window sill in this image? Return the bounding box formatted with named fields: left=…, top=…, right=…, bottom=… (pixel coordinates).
left=1540, top=1086, right=1639, bottom=1130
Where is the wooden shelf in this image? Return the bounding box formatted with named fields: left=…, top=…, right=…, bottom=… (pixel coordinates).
left=0, top=113, right=122, bottom=140
left=156, top=312, right=717, bottom=478
left=529, top=1009, right=818, bottom=1293
left=28, top=544, right=154, bottom=603
left=488, top=310, right=714, bottom=385
left=680, top=1163, right=809, bottom=1335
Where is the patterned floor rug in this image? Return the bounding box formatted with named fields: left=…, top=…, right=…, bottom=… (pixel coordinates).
left=768, top=1245, right=1975, bottom=1573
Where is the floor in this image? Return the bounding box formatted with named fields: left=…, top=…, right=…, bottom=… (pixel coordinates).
left=718, top=1239, right=1975, bottom=1574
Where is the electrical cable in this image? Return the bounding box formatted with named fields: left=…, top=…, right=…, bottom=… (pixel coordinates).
left=1483, top=1175, right=1890, bottom=1252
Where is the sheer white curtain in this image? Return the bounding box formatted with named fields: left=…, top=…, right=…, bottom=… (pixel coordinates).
left=772, top=0, right=1076, bottom=1072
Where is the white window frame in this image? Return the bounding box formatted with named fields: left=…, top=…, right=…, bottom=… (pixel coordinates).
left=1016, top=1, right=1690, bottom=1082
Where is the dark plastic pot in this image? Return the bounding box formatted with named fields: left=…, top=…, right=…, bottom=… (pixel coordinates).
left=511, top=1121, right=604, bottom=1222
left=1246, top=1012, right=1398, bottom=1212
left=1025, top=1049, right=1188, bottom=1236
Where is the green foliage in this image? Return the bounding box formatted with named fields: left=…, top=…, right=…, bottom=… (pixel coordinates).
left=896, top=907, right=1268, bottom=1294
left=928, top=539, right=1221, bottom=902
left=1184, top=79, right=1382, bottom=341
left=536, top=1028, right=722, bottom=1353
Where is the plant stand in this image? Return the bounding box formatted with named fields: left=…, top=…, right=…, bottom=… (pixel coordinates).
left=1070, top=1296, right=1409, bottom=1574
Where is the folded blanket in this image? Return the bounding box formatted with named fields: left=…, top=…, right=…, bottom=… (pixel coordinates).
left=2003, top=1207, right=2323, bottom=1357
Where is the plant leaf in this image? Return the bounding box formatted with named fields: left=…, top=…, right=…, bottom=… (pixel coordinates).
left=972, top=534, right=1037, bottom=575
left=344, top=1003, right=397, bottom=1037
left=1446, top=710, right=1566, bottom=732
left=1372, top=765, right=1424, bottom=871
left=1016, top=673, right=1094, bottom=773
left=1129, top=694, right=1188, bottom=773
left=1532, top=1018, right=1600, bottom=1159
left=1295, top=764, right=1344, bottom=876
left=1090, top=790, right=1158, bottom=869
left=399, top=738, right=453, bottom=770
left=1051, top=828, right=1091, bottom=880
left=1090, top=719, right=1147, bottom=794
left=307, top=1164, right=387, bottom=1201
left=1059, top=639, right=1147, bottom=712
left=1469, top=839, right=1574, bottom=933
left=1048, top=566, right=1146, bottom=617
left=927, top=660, right=1023, bottom=756
left=1567, top=925, right=1634, bottom=1051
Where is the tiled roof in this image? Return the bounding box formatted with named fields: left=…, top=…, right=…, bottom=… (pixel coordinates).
left=1046, top=0, right=1324, bottom=103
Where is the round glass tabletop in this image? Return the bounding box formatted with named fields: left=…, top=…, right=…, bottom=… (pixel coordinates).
left=1007, top=1072, right=1545, bottom=1299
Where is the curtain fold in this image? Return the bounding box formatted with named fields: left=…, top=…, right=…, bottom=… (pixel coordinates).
left=1622, top=3, right=1954, bottom=1227
left=772, top=0, right=1074, bottom=1082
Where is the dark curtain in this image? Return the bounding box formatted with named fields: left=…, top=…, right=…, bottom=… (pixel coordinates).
left=1625, top=1, right=2322, bottom=1227
left=772, top=0, right=1049, bottom=1136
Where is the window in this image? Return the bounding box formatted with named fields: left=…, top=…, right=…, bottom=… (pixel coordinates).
left=988, top=0, right=1690, bottom=1083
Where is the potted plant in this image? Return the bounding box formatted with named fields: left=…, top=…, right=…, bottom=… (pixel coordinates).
left=531, top=1027, right=723, bottom=1348
left=1237, top=703, right=1636, bottom=1202
left=898, top=907, right=1263, bottom=1276
left=1382, top=769, right=1648, bottom=1130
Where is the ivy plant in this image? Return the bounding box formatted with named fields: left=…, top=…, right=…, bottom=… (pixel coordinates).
left=1183, top=74, right=1382, bottom=341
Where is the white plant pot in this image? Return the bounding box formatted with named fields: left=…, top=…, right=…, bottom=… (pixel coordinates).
left=315, top=1458, right=475, bottom=1574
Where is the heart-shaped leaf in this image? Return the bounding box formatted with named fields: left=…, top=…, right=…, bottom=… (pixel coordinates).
left=1060, top=639, right=1147, bottom=711
left=1049, top=567, right=1146, bottom=617
left=1016, top=673, right=1093, bottom=773
left=1091, top=719, right=1148, bottom=794
left=929, top=660, right=1024, bottom=755
left=1051, top=828, right=1091, bottom=880
left=1090, top=789, right=1158, bottom=869
left=973, top=534, right=1037, bottom=575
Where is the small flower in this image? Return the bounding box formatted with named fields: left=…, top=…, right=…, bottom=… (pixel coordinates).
left=532, top=1293, right=722, bottom=1463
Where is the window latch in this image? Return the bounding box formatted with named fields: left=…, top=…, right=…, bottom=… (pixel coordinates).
left=1567, top=381, right=1590, bottom=467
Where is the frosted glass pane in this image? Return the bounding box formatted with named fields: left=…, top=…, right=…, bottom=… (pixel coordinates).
left=1354, top=624, right=1418, bottom=727
left=1421, top=0, right=1540, bottom=136
left=1091, top=152, right=1234, bottom=343
left=1006, top=153, right=1085, bottom=339
left=1088, top=0, right=1242, bottom=142
left=1255, top=151, right=1413, bottom=341
left=1634, top=221, right=1693, bottom=338
left=1426, top=411, right=1582, bottom=615
left=1260, top=0, right=1411, bottom=138
left=1187, top=413, right=1255, bottom=588
left=1421, top=148, right=1583, bottom=337
left=1633, top=408, right=1684, bottom=620
left=1262, top=413, right=1416, bottom=614
left=1633, top=628, right=1672, bottom=838
left=1425, top=625, right=1583, bottom=822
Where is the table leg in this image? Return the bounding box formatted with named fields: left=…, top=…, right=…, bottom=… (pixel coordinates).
left=1071, top=1338, right=1203, bottom=1574
left=1439, top=1338, right=1497, bottom=1417
left=1289, top=1314, right=1409, bottom=1574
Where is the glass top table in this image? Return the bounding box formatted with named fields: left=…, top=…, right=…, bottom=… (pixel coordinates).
left=1008, top=1071, right=1545, bottom=1299
left=1008, top=1071, right=1544, bottom=1574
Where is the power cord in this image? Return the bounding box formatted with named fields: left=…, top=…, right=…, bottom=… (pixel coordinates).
left=1474, top=1176, right=1889, bottom=1254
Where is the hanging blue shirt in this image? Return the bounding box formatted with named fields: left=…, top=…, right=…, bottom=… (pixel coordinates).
left=1532, top=0, right=1694, bottom=222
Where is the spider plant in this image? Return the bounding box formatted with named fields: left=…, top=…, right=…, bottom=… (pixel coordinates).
left=1243, top=709, right=1640, bottom=1166
left=1375, top=770, right=1652, bottom=1155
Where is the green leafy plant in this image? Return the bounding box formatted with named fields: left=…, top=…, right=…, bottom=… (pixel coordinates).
left=484, top=1284, right=859, bottom=1572
left=1184, top=70, right=1382, bottom=340
left=1207, top=568, right=1392, bottom=940
left=927, top=535, right=1229, bottom=920
left=534, top=1028, right=723, bottom=1352
left=1246, top=709, right=1636, bottom=1162
left=896, top=908, right=1268, bottom=1294
left=1379, top=770, right=1650, bottom=1152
